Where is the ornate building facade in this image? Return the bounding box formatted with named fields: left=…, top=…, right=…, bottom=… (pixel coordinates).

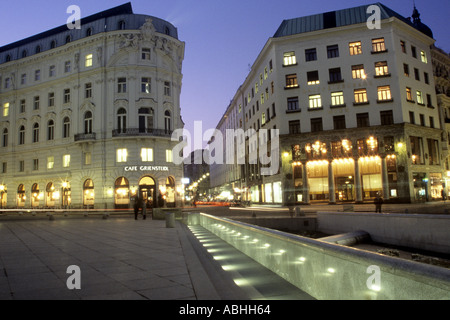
left=0, top=3, right=185, bottom=209
left=210, top=3, right=444, bottom=204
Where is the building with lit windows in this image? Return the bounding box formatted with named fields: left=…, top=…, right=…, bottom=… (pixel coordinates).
left=210, top=3, right=444, bottom=204
left=0, top=3, right=185, bottom=209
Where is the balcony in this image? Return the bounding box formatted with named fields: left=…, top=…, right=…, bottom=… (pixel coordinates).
left=74, top=132, right=96, bottom=142
left=112, top=128, right=173, bottom=138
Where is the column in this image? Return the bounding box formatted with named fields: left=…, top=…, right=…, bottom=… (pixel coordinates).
left=302, top=163, right=310, bottom=204
left=354, top=158, right=363, bottom=203
left=328, top=160, right=336, bottom=204
left=381, top=155, right=390, bottom=201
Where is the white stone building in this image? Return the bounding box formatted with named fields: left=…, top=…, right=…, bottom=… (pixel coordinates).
left=0, top=3, right=185, bottom=209
left=210, top=3, right=444, bottom=204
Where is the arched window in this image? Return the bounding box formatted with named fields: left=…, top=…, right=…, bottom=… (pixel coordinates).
left=118, top=20, right=126, bottom=30
left=18, top=125, right=25, bottom=145
left=84, top=111, right=93, bottom=134
left=86, top=28, right=93, bottom=37
left=164, top=110, right=171, bottom=133
left=65, top=35, right=71, bottom=44
left=83, top=179, right=94, bottom=207
left=117, top=108, right=127, bottom=133
left=22, top=50, right=27, bottom=58
left=63, top=117, right=70, bottom=138
left=165, top=26, right=170, bottom=36
left=35, top=45, right=41, bottom=54
left=5, top=55, right=11, bottom=62
left=33, top=123, right=39, bottom=143
left=47, top=120, right=54, bottom=140
left=50, top=40, right=56, bottom=49
left=2, top=128, right=8, bottom=147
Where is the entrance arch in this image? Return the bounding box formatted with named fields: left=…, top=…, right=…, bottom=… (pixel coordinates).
left=31, top=183, right=40, bottom=207
left=17, top=184, right=26, bottom=207
left=139, top=176, right=156, bottom=208
left=83, top=179, right=95, bottom=207
left=115, top=177, right=130, bottom=208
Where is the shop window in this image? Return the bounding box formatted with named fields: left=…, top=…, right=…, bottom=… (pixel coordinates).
left=83, top=179, right=95, bottom=207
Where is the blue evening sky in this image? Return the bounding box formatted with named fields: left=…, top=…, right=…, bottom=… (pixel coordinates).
left=1, top=0, right=448, bottom=149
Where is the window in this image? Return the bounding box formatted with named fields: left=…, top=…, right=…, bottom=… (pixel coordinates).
left=414, top=68, right=420, bottom=81
left=84, top=111, right=93, bottom=134
left=164, top=110, right=172, bottom=133
left=429, top=116, right=435, bottom=128
left=63, top=154, right=71, bottom=167
left=289, top=120, right=300, bottom=134
left=261, top=112, right=266, bottom=125
left=21, top=74, right=26, bottom=85
left=50, top=40, right=56, bottom=49
left=372, top=38, right=386, bottom=52
left=283, top=52, right=296, bottom=66
left=377, top=86, right=392, bottom=101
left=33, top=159, right=39, bottom=171
left=47, top=156, right=54, bottom=169
left=310, top=118, right=323, bottom=132
left=35, top=70, right=41, bottom=81
left=2, top=162, right=6, bottom=173
left=49, top=65, right=55, bottom=77
left=375, top=61, right=389, bottom=76
left=331, top=92, right=344, bottom=106
left=416, top=91, right=424, bottom=105
left=307, top=71, right=319, bottom=85
left=116, top=149, right=128, bottom=162
left=65, top=35, right=71, bottom=44
left=48, top=92, right=55, bottom=107
left=409, top=111, right=415, bottom=124
left=354, top=89, right=368, bottom=104
left=308, top=94, right=322, bottom=109
left=164, top=81, right=171, bottom=96
left=33, top=96, right=40, bottom=110
left=4, top=78, right=11, bottom=89
left=427, top=139, right=439, bottom=164
left=47, top=120, right=54, bottom=140
left=410, top=136, right=424, bottom=164
left=356, top=113, right=370, bottom=127
left=411, top=46, right=417, bottom=58
left=118, top=20, right=126, bottom=30
left=86, top=28, right=93, bottom=37
left=166, top=149, right=173, bottom=163
left=32, top=123, right=39, bottom=143
left=20, top=100, right=26, bottom=113
left=333, top=115, right=346, bottom=130
left=85, top=54, right=93, bottom=67
left=352, top=65, right=366, bottom=79
left=420, top=51, right=427, bottom=63
left=420, top=114, right=425, bottom=126
left=349, top=41, right=362, bottom=55
left=19, top=161, right=24, bottom=172
left=2, top=128, right=8, bottom=147
left=424, top=72, right=429, bottom=84
left=63, top=117, right=70, bottom=138
left=380, top=110, right=394, bottom=125
left=305, top=48, right=317, bottom=61
left=64, top=89, right=71, bottom=103
left=84, top=152, right=91, bottom=165
left=327, top=45, right=339, bottom=58
left=19, top=126, right=25, bottom=145
left=117, top=108, right=127, bottom=133
left=406, top=87, right=413, bottom=101
left=427, top=94, right=433, bottom=108
left=329, top=68, right=342, bottom=83
left=400, top=41, right=406, bottom=53
left=118, top=78, right=127, bottom=93
left=287, top=97, right=299, bottom=111
left=64, top=61, right=71, bottom=73
left=141, top=77, right=151, bottom=93
left=141, top=148, right=153, bottom=162
left=285, top=74, right=298, bottom=88
left=85, top=83, right=92, bottom=98
left=142, top=48, right=151, bottom=60
left=403, top=64, right=409, bottom=77
left=3, top=102, right=9, bottom=117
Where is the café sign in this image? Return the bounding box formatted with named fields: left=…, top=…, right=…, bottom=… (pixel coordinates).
left=124, top=166, right=169, bottom=172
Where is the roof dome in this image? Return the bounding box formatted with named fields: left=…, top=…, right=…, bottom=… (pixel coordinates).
left=411, top=6, right=433, bottom=38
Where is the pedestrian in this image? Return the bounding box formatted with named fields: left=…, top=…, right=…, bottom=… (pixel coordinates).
left=374, top=193, right=383, bottom=213
left=134, top=195, right=140, bottom=220
left=142, top=198, right=147, bottom=220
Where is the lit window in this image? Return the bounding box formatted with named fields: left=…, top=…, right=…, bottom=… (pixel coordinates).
left=166, top=149, right=173, bottom=163
left=283, top=52, right=296, bottom=66
left=307, top=71, right=320, bottom=85
left=85, top=54, right=93, bottom=67
left=354, top=89, right=368, bottom=104
left=117, top=149, right=128, bottom=162
left=352, top=65, right=366, bottom=79
left=47, top=156, right=54, bottom=169
left=141, top=148, right=153, bottom=162
left=349, top=41, right=362, bottom=55
left=420, top=51, right=427, bottom=63
left=416, top=91, right=424, bottom=105
left=285, top=74, right=298, bottom=88
left=308, top=95, right=322, bottom=109
left=63, top=154, right=70, bottom=167
left=377, top=86, right=392, bottom=101
left=3, top=103, right=9, bottom=117
left=331, top=92, right=344, bottom=106
left=375, top=61, right=389, bottom=76
left=406, top=87, right=413, bottom=101
left=372, top=38, right=386, bottom=52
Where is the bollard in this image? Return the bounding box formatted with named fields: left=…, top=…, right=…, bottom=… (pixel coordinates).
left=48, top=213, right=54, bottom=221
left=295, top=206, right=305, bottom=217
left=102, top=213, right=109, bottom=220
left=166, top=212, right=175, bottom=228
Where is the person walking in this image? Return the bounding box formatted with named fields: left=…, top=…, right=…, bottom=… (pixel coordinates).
left=374, top=193, right=383, bottom=213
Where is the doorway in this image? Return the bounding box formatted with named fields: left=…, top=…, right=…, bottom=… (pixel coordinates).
left=336, top=176, right=354, bottom=201
left=139, top=176, right=156, bottom=208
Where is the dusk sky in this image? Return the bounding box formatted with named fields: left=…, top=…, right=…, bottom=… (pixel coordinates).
left=1, top=0, right=448, bottom=149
